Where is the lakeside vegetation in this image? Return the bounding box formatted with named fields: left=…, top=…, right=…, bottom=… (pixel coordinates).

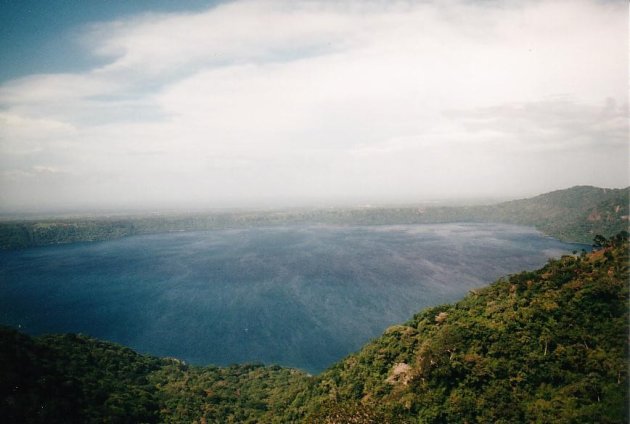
left=2, top=232, right=627, bottom=423
left=1, top=185, right=628, bottom=249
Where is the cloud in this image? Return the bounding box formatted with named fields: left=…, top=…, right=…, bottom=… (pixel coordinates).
left=0, top=112, right=77, bottom=155
left=443, top=98, right=629, bottom=153
left=0, top=0, right=627, bottom=211
left=88, top=1, right=355, bottom=76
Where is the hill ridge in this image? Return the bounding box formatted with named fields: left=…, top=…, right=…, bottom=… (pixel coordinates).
left=0, top=185, right=628, bottom=249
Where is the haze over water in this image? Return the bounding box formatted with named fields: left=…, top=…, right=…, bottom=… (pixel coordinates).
left=0, top=223, right=586, bottom=373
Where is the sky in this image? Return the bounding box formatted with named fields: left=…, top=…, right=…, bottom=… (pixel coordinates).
left=0, top=0, right=628, bottom=212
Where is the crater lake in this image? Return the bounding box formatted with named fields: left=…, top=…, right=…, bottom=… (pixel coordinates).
left=0, top=223, right=586, bottom=373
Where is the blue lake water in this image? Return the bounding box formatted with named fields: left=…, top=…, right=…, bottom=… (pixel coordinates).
left=0, top=223, right=585, bottom=373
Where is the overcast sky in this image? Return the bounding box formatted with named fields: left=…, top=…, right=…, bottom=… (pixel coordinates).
left=0, top=0, right=627, bottom=212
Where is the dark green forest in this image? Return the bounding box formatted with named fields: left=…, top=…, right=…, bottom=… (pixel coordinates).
left=2, top=232, right=627, bottom=423
left=1, top=185, right=628, bottom=249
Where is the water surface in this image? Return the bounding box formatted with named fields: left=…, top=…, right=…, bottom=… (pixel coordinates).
left=0, top=223, right=585, bottom=373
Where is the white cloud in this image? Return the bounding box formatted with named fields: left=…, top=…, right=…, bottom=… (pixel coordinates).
left=0, top=112, right=77, bottom=156
left=0, top=0, right=627, bottom=211
left=92, top=2, right=352, bottom=74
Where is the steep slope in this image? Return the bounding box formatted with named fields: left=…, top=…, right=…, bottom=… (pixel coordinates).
left=1, top=233, right=627, bottom=423
left=473, top=185, right=629, bottom=243
left=304, top=232, right=629, bottom=423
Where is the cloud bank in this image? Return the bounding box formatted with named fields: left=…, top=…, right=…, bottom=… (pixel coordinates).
left=0, top=0, right=627, bottom=211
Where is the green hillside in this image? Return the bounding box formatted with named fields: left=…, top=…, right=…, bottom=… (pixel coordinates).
left=1, top=232, right=627, bottom=423
left=0, top=328, right=312, bottom=424
left=462, top=185, right=629, bottom=243
left=1, top=186, right=627, bottom=249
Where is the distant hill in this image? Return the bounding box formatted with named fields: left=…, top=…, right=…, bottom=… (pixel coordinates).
left=482, top=185, right=629, bottom=243
left=422, top=185, right=630, bottom=243
left=1, top=233, right=627, bottom=423
left=0, top=185, right=628, bottom=249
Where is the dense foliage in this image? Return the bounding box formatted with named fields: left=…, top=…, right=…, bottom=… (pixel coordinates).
left=0, top=330, right=163, bottom=423
left=150, top=363, right=312, bottom=423
left=1, top=233, right=627, bottom=422
left=1, top=185, right=627, bottom=249
left=0, top=330, right=312, bottom=424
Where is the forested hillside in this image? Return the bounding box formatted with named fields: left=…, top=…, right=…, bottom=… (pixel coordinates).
left=0, top=185, right=628, bottom=249
left=451, top=185, right=629, bottom=243
left=1, top=233, right=627, bottom=423
left=0, top=328, right=312, bottom=424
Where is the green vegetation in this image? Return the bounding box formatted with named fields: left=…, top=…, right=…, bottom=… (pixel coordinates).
left=2, top=233, right=627, bottom=423
left=1, top=185, right=628, bottom=249
left=0, top=329, right=163, bottom=423
left=0, top=329, right=312, bottom=423
left=150, top=363, right=312, bottom=423
left=447, top=185, right=630, bottom=243
left=0, top=220, right=136, bottom=249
